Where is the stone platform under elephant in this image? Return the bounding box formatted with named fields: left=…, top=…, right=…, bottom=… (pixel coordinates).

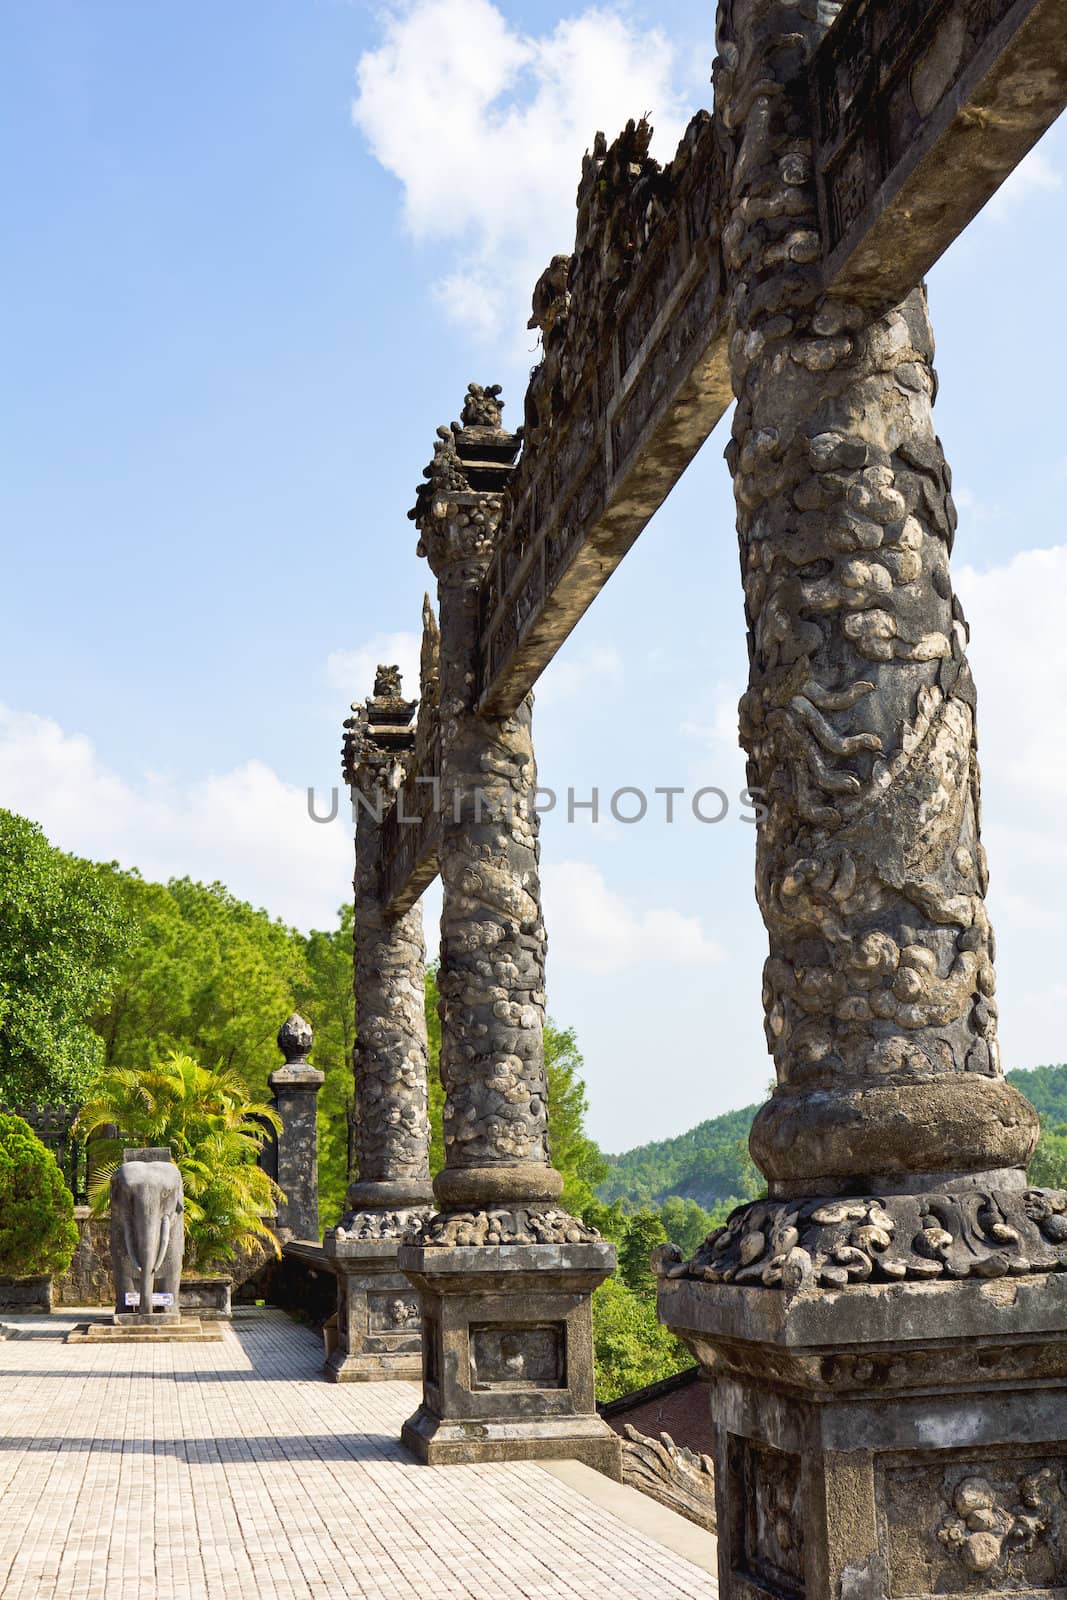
left=66, top=1316, right=224, bottom=1343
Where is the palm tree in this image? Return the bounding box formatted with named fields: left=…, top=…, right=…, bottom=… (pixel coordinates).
left=78, top=1051, right=283, bottom=1269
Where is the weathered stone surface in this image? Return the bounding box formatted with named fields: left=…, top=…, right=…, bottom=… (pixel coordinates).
left=714, top=0, right=1036, bottom=1194
left=269, top=1014, right=324, bottom=1244
left=660, top=1273, right=1067, bottom=1600
left=0, top=1276, right=52, bottom=1312
left=67, top=1316, right=223, bottom=1344
left=653, top=1, right=1065, bottom=1595
left=339, top=668, right=433, bottom=1230
left=377, top=598, right=444, bottom=915
left=178, top=1278, right=231, bottom=1320
left=421, top=1206, right=601, bottom=1247
left=54, top=1207, right=113, bottom=1307
left=323, top=1240, right=423, bottom=1382
left=411, top=386, right=583, bottom=1227
left=397, top=1241, right=620, bottom=1476
left=619, top=1425, right=717, bottom=1533
left=326, top=672, right=433, bottom=1379
left=812, top=0, right=1067, bottom=308
left=400, top=395, right=616, bottom=1467
left=477, top=116, right=731, bottom=719
left=663, top=1184, right=1067, bottom=1292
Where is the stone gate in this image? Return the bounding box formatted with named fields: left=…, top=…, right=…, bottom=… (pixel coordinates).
left=326, top=0, right=1067, bottom=1591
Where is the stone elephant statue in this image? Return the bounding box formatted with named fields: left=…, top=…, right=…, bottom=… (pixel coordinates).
left=110, top=1153, right=185, bottom=1319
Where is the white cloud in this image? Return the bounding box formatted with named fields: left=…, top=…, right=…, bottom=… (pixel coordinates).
left=0, top=705, right=352, bottom=932
left=326, top=631, right=422, bottom=706
left=542, top=858, right=724, bottom=974
left=535, top=643, right=623, bottom=708
left=954, top=547, right=1067, bottom=1072
left=957, top=545, right=1067, bottom=801
left=984, top=145, right=1062, bottom=222
left=681, top=679, right=743, bottom=753
left=353, top=0, right=688, bottom=341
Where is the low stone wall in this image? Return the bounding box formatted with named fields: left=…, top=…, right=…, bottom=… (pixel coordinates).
left=600, top=1367, right=716, bottom=1531
left=0, top=1276, right=52, bottom=1312
left=600, top=1366, right=713, bottom=1456
left=54, top=1207, right=112, bottom=1306
left=267, top=1241, right=336, bottom=1326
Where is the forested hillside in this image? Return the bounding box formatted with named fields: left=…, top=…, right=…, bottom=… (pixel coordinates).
left=1007, top=1064, right=1067, bottom=1126
left=601, top=1063, right=1067, bottom=1209
left=598, top=1102, right=763, bottom=1211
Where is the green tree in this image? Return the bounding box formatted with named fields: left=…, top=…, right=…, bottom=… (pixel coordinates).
left=0, top=811, right=133, bottom=1104
left=658, top=1195, right=717, bottom=1256
left=1030, top=1123, right=1067, bottom=1189
left=0, top=1112, right=79, bottom=1279
left=79, top=1051, right=282, bottom=1269
left=1008, top=1064, right=1067, bottom=1125
left=298, top=905, right=357, bottom=1228
left=544, top=1022, right=609, bottom=1217
left=618, top=1208, right=669, bottom=1300
left=92, top=872, right=309, bottom=1093
left=598, top=1101, right=765, bottom=1209
left=591, top=1277, right=691, bottom=1402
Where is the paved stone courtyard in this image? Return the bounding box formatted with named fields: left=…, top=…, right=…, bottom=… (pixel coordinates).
left=0, top=1310, right=715, bottom=1600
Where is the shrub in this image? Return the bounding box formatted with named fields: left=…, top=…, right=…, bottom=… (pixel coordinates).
left=79, top=1051, right=283, bottom=1270
left=0, top=1112, right=79, bottom=1279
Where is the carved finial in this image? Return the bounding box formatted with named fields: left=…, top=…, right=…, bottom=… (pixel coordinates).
left=461, top=383, right=504, bottom=429
left=373, top=664, right=403, bottom=699
left=420, top=596, right=440, bottom=687
left=528, top=255, right=572, bottom=336
left=277, top=1013, right=313, bottom=1064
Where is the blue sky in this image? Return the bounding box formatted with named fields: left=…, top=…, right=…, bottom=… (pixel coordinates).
left=3, top=0, right=1065, bottom=1151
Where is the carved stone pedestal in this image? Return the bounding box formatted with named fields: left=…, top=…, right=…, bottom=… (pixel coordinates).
left=398, top=1241, right=621, bottom=1476
left=660, top=1271, right=1067, bottom=1599
left=323, top=1236, right=424, bottom=1382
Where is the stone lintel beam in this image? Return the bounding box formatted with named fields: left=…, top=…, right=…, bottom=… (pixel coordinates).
left=476, top=115, right=730, bottom=720
left=812, top=0, right=1067, bottom=310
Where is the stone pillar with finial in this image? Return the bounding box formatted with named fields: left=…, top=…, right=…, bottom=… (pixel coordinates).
left=269, top=1013, right=324, bottom=1244
left=323, top=664, right=434, bottom=1381
left=397, top=384, right=619, bottom=1475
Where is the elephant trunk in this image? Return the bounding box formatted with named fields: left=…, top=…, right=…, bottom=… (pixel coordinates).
left=139, top=1205, right=162, bottom=1315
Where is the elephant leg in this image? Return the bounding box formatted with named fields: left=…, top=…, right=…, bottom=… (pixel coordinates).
left=110, top=1216, right=138, bottom=1315
left=158, top=1216, right=184, bottom=1311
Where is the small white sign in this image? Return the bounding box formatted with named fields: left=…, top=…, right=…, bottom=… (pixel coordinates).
left=124, top=1293, right=140, bottom=1307
left=152, top=1293, right=174, bottom=1307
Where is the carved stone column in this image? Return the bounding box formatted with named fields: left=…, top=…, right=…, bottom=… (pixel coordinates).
left=658, top=3, right=1067, bottom=1594
left=323, top=669, right=433, bottom=1381
left=269, top=1014, right=324, bottom=1244
left=398, top=385, right=618, bottom=1474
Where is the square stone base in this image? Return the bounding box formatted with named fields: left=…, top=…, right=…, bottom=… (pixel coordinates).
left=66, top=1317, right=224, bottom=1343
left=179, top=1277, right=232, bottom=1321
left=659, top=1272, right=1067, bottom=1600
left=323, top=1237, right=423, bottom=1382
left=397, top=1241, right=621, bottom=1477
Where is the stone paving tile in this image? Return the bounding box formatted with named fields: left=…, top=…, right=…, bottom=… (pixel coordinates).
left=0, top=1311, right=715, bottom=1600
